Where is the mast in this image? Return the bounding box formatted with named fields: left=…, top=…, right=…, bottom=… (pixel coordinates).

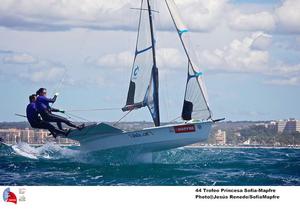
left=147, top=0, right=160, bottom=126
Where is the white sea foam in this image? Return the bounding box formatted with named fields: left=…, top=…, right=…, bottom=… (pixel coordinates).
left=11, top=142, right=80, bottom=160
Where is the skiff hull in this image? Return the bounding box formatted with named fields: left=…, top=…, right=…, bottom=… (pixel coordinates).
left=68, top=121, right=212, bottom=153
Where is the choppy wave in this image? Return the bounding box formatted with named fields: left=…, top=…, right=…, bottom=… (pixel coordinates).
left=0, top=142, right=299, bottom=186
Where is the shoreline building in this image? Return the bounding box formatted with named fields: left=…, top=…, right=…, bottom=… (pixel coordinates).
left=277, top=119, right=300, bottom=133
left=215, top=129, right=227, bottom=145
left=20, top=128, right=35, bottom=144
left=0, top=128, right=21, bottom=144
left=0, top=128, right=78, bottom=145
left=34, top=130, right=49, bottom=144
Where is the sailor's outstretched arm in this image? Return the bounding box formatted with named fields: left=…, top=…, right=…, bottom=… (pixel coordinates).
left=45, top=93, right=59, bottom=103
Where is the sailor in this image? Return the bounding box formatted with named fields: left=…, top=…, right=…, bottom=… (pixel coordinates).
left=26, top=94, right=69, bottom=138
left=35, top=88, right=84, bottom=130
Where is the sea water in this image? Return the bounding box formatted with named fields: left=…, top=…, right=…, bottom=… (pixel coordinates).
left=0, top=142, right=299, bottom=186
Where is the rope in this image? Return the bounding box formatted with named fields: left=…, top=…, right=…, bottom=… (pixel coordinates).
left=169, top=115, right=181, bottom=123
left=15, top=113, right=27, bottom=118
left=52, top=28, right=90, bottom=95
left=63, top=112, right=92, bottom=122
left=113, top=110, right=133, bottom=126
left=52, top=68, right=67, bottom=96
left=62, top=112, right=72, bottom=120
left=65, top=107, right=122, bottom=112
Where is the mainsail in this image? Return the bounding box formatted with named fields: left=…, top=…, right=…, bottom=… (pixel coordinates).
left=122, top=0, right=160, bottom=126
left=165, top=0, right=212, bottom=121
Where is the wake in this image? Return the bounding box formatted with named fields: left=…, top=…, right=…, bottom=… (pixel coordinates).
left=10, top=142, right=80, bottom=160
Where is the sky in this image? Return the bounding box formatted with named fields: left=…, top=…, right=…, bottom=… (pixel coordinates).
left=0, top=0, right=300, bottom=123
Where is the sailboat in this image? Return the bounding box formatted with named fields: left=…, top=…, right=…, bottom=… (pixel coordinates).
left=68, top=0, right=220, bottom=153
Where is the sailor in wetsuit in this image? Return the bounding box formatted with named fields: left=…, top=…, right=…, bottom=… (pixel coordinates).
left=35, top=88, right=84, bottom=130
left=26, top=94, right=68, bottom=138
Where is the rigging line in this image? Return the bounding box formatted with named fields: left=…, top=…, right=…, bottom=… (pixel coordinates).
left=130, top=7, right=159, bottom=13
left=169, top=114, right=182, bottom=123
left=15, top=113, right=26, bottom=118
left=113, top=109, right=133, bottom=126
left=65, top=107, right=122, bottom=112
left=52, top=28, right=90, bottom=96
left=53, top=68, right=67, bottom=95
left=62, top=112, right=80, bottom=123
left=62, top=112, right=76, bottom=122
left=50, top=67, right=67, bottom=109
left=63, top=112, right=91, bottom=122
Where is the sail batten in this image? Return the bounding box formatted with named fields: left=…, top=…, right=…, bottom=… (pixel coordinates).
left=165, top=0, right=212, bottom=121
left=136, top=46, right=152, bottom=55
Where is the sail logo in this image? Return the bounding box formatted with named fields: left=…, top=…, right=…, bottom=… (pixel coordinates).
left=174, top=124, right=195, bottom=133
left=133, top=66, right=139, bottom=79
left=3, top=187, right=17, bottom=204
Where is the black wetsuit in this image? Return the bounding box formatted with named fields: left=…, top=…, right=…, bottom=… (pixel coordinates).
left=26, top=102, right=66, bottom=137
left=35, top=95, right=78, bottom=130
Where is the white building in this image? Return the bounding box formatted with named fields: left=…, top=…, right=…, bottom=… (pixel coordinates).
left=277, top=119, right=300, bottom=133
left=0, top=128, right=20, bottom=144
left=34, top=130, right=48, bottom=144
left=215, top=129, right=226, bottom=145
left=20, top=128, right=35, bottom=143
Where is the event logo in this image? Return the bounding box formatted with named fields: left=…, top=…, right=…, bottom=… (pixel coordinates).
left=3, top=187, right=17, bottom=204
left=19, top=188, right=26, bottom=202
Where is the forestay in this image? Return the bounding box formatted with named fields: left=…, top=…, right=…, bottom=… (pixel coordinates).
left=165, top=0, right=212, bottom=121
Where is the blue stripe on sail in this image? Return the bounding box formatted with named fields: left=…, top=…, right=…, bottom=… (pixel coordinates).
left=136, top=46, right=152, bottom=55
left=195, top=72, right=203, bottom=77
left=179, top=29, right=189, bottom=35
left=189, top=71, right=203, bottom=78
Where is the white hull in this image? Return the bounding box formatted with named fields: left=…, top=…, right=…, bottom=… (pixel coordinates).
left=68, top=121, right=212, bottom=153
